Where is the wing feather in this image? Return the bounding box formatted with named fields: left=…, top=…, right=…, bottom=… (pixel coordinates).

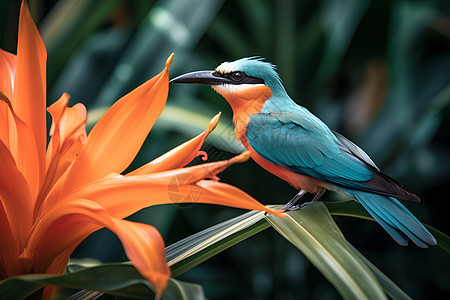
left=333, top=131, right=380, bottom=171
left=247, top=112, right=373, bottom=184
left=246, top=111, right=419, bottom=202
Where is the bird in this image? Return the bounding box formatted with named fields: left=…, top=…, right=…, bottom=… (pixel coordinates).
left=169, top=57, right=437, bottom=248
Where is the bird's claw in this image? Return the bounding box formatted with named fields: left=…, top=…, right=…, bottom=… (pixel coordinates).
left=281, top=189, right=307, bottom=210
left=283, top=201, right=312, bottom=211
left=282, top=188, right=326, bottom=211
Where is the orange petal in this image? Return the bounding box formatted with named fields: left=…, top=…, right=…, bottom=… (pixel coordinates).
left=12, top=0, right=47, bottom=187
left=0, top=94, right=11, bottom=148
left=111, top=219, right=170, bottom=299
left=0, top=140, right=32, bottom=259
left=1, top=94, right=41, bottom=197
left=40, top=246, right=75, bottom=300
left=22, top=199, right=170, bottom=299
left=0, top=49, right=16, bottom=146
left=59, top=54, right=173, bottom=197
left=0, top=49, right=16, bottom=103
left=0, top=200, right=26, bottom=278
left=45, top=247, right=73, bottom=276
left=126, top=151, right=251, bottom=184
left=46, top=94, right=87, bottom=186
left=69, top=152, right=284, bottom=219
left=129, top=112, right=221, bottom=176
left=34, top=94, right=87, bottom=220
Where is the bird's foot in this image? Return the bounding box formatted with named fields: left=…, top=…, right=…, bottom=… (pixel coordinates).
left=283, top=188, right=326, bottom=211
left=290, top=200, right=316, bottom=210
left=281, top=189, right=307, bottom=210
left=285, top=200, right=315, bottom=210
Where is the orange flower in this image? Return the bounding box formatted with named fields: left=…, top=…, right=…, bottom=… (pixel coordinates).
left=0, top=2, right=283, bottom=299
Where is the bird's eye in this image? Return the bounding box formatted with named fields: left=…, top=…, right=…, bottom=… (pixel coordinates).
left=231, top=71, right=244, bottom=81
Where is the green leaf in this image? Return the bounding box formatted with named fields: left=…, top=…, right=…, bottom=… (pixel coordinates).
left=346, top=243, right=412, bottom=300
left=162, top=278, right=205, bottom=300
left=426, top=225, right=450, bottom=254
left=167, top=210, right=269, bottom=277
left=316, top=0, right=372, bottom=84
left=0, top=264, right=205, bottom=300
left=94, top=0, right=225, bottom=107
left=41, top=0, right=123, bottom=85
left=324, top=200, right=373, bottom=221
left=166, top=204, right=416, bottom=298
left=265, top=202, right=387, bottom=299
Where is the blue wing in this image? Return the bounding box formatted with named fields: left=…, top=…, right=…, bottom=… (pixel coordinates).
left=246, top=111, right=419, bottom=201
left=246, top=111, right=375, bottom=188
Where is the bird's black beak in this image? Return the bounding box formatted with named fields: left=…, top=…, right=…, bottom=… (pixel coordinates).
left=169, top=71, right=232, bottom=85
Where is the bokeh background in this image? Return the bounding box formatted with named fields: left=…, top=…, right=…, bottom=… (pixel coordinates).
left=2, top=0, right=450, bottom=299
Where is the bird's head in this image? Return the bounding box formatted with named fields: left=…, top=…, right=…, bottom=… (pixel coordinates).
left=170, top=58, right=287, bottom=117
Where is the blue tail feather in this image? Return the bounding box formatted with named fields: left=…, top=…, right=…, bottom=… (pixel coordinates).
left=370, top=196, right=434, bottom=246
left=359, top=201, right=409, bottom=246
left=368, top=198, right=429, bottom=248
left=345, top=190, right=437, bottom=248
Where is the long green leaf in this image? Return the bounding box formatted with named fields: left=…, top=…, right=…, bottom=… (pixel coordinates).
left=94, top=0, right=225, bottom=107
left=167, top=203, right=414, bottom=299
left=425, top=225, right=450, bottom=254
left=0, top=264, right=204, bottom=300
left=316, top=0, right=372, bottom=84
left=324, top=200, right=373, bottom=220
left=346, top=243, right=412, bottom=300
left=266, top=202, right=387, bottom=299
left=167, top=210, right=269, bottom=277
left=41, top=0, right=123, bottom=85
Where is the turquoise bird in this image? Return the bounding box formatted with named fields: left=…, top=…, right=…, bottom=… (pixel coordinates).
left=170, top=57, right=436, bottom=248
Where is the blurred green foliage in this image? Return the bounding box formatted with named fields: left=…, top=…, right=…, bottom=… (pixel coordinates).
left=2, top=0, right=449, bottom=299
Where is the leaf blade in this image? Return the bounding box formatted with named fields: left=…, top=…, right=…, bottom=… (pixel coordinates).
left=346, top=243, right=412, bottom=300
left=266, top=202, right=387, bottom=300
left=167, top=210, right=269, bottom=277
left=0, top=263, right=205, bottom=300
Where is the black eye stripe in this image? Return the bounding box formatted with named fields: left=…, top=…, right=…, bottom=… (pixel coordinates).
left=213, top=71, right=265, bottom=85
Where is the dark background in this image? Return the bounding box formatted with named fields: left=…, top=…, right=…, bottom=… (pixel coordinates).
left=2, top=0, right=449, bottom=299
